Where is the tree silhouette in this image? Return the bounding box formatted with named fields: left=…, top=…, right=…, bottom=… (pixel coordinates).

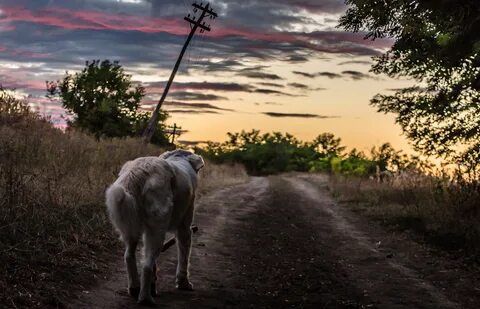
left=339, top=0, right=480, bottom=168
left=47, top=60, right=169, bottom=144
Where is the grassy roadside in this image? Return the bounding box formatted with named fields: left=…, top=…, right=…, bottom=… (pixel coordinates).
left=0, top=111, right=247, bottom=308
left=327, top=173, right=480, bottom=260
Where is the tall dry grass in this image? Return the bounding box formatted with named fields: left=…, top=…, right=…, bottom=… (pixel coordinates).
left=0, top=94, right=247, bottom=307
left=328, top=172, right=480, bottom=257
left=198, top=162, right=248, bottom=195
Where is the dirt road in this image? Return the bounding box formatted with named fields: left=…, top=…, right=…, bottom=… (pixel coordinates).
left=71, top=174, right=480, bottom=308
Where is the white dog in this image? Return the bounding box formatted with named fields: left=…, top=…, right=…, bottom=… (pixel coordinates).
left=105, top=150, right=204, bottom=305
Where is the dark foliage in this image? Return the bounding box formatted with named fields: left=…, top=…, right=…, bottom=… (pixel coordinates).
left=196, top=130, right=415, bottom=176
left=47, top=60, right=169, bottom=144
left=339, top=0, right=480, bottom=170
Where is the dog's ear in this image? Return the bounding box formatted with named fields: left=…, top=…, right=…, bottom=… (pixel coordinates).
left=188, top=154, right=205, bottom=172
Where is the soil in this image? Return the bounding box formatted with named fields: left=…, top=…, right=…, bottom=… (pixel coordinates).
left=70, top=174, right=480, bottom=308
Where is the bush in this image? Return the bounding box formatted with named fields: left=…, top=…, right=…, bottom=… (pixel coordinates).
left=198, top=130, right=408, bottom=176
left=0, top=87, right=36, bottom=125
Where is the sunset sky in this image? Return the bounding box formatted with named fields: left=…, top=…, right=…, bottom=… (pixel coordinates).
left=0, top=0, right=416, bottom=153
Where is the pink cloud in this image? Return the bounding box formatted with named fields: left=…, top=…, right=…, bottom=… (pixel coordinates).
left=0, top=44, right=49, bottom=58
left=0, top=6, right=391, bottom=55
left=0, top=6, right=188, bottom=35
left=0, top=73, right=46, bottom=91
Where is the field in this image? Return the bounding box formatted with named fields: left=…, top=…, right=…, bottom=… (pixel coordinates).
left=0, top=110, right=247, bottom=308
left=328, top=173, right=480, bottom=257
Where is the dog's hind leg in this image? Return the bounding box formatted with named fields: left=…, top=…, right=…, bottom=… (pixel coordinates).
left=176, top=205, right=194, bottom=291
left=138, top=191, right=173, bottom=305
left=138, top=223, right=167, bottom=305
left=152, top=262, right=158, bottom=297
left=124, top=237, right=140, bottom=298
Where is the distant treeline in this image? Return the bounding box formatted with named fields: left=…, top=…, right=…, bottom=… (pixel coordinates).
left=196, top=130, right=430, bottom=176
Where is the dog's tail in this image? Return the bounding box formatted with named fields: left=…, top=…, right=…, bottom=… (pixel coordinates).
left=105, top=185, right=140, bottom=242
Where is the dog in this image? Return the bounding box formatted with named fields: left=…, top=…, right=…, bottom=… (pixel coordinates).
left=105, top=150, right=204, bottom=305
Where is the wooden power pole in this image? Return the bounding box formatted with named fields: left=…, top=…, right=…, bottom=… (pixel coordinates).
left=143, top=2, right=218, bottom=142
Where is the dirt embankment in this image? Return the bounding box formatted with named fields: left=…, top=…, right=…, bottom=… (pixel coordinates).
left=71, top=174, right=480, bottom=308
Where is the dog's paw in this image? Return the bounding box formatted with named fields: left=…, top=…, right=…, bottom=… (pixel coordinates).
left=128, top=287, right=140, bottom=299
left=137, top=294, right=156, bottom=306
left=150, top=283, right=158, bottom=297
left=176, top=278, right=194, bottom=291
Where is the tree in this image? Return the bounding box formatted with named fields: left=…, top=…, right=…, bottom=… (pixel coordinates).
left=47, top=60, right=169, bottom=144
left=339, top=0, right=480, bottom=167
left=370, top=143, right=408, bottom=172
left=310, top=133, right=345, bottom=157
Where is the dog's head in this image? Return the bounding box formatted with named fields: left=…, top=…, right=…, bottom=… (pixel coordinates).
left=160, top=149, right=205, bottom=173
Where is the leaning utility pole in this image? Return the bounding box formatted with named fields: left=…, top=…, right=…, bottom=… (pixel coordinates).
left=143, top=2, right=218, bottom=142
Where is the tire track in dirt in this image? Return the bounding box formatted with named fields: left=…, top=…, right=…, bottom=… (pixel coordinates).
left=282, top=174, right=459, bottom=309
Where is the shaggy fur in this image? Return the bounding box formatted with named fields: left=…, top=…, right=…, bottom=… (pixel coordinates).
left=105, top=150, right=204, bottom=305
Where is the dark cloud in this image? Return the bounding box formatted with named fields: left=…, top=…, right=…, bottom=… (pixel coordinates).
left=238, top=65, right=271, bottom=72
left=189, top=59, right=244, bottom=72
left=0, top=0, right=386, bottom=123
left=146, top=81, right=254, bottom=92
left=216, top=0, right=346, bottom=15
left=287, top=82, right=325, bottom=91
left=263, top=112, right=335, bottom=119
left=238, top=71, right=283, bottom=80
left=292, top=71, right=317, bottom=78
left=253, top=89, right=297, bottom=96
left=292, top=71, right=341, bottom=79
left=338, top=60, right=372, bottom=66
left=168, top=91, right=227, bottom=101
left=166, top=109, right=220, bottom=114
left=288, top=82, right=309, bottom=89
left=163, top=101, right=234, bottom=111
left=257, top=82, right=284, bottom=88
left=318, top=72, right=342, bottom=79
left=0, top=1, right=387, bottom=76
left=341, top=70, right=373, bottom=80
left=286, top=54, right=310, bottom=63
left=292, top=70, right=373, bottom=80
